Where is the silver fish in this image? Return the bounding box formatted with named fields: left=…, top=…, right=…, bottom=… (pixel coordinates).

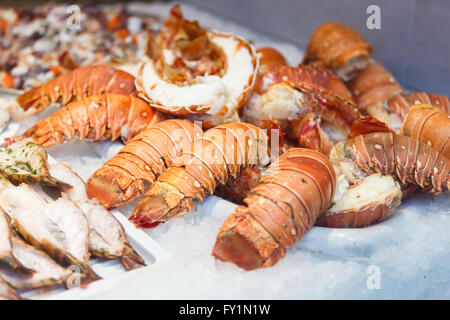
left=0, top=177, right=99, bottom=281
left=48, top=162, right=145, bottom=270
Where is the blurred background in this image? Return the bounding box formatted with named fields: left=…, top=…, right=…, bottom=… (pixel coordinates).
left=1, top=0, right=448, bottom=94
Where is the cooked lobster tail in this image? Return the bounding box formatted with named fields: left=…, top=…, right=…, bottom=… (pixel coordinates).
left=303, top=22, right=374, bottom=81
left=16, top=65, right=137, bottom=114
left=401, top=104, right=450, bottom=159
left=129, top=122, right=271, bottom=228
left=336, top=132, right=450, bottom=192
left=86, top=119, right=202, bottom=208
left=212, top=148, right=336, bottom=270
left=14, top=94, right=165, bottom=147
left=387, top=92, right=450, bottom=120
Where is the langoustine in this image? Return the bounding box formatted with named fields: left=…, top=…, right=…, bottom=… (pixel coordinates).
left=11, top=94, right=165, bottom=148
left=136, top=4, right=258, bottom=126
left=212, top=148, right=336, bottom=270
left=346, top=60, right=404, bottom=131
left=86, top=119, right=202, bottom=208
left=242, top=47, right=360, bottom=155
left=303, top=22, right=374, bottom=81
left=49, top=161, right=145, bottom=270
left=16, top=65, right=137, bottom=117
left=317, top=132, right=449, bottom=228
left=129, top=122, right=271, bottom=228
left=401, top=104, right=450, bottom=159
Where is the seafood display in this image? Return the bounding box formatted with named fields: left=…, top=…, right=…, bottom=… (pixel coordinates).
left=0, top=4, right=158, bottom=90
left=129, top=122, right=270, bottom=228
left=16, top=65, right=137, bottom=116
left=212, top=148, right=336, bottom=270
left=242, top=47, right=360, bottom=155
left=86, top=119, right=202, bottom=208
left=0, top=1, right=448, bottom=299
left=303, top=22, right=374, bottom=81
left=12, top=94, right=165, bottom=147
left=136, top=4, right=258, bottom=126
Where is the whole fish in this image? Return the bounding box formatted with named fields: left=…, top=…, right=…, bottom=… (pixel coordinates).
left=0, top=177, right=99, bottom=281
left=0, top=236, right=72, bottom=290
left=48, top=162, right=145, bottom=270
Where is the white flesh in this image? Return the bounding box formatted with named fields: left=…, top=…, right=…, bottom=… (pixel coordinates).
left=140, top=32, right=256, bottom=119
left=334, top=56, right=370, bottom=81
left=330, top=173, right=401, bottom=213
left=0, top=210, right=12, bottom=257
left=243, top=83, right=306, bottom=124
left=0, top=237, right=71, bottom=289
left=49, top=162, right=126, bottom=257
left=0, top=179, right=90, bottom=264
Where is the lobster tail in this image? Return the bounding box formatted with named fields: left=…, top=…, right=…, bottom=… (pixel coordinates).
left=16, top=65, right=137, bottom=115
left=129, top=122, right=271, bottom=228
left=86, top=119, right=202, bottom=208
left=15, top=94, right=165, bottom=148
left=213, top=148, right=336, bottom=270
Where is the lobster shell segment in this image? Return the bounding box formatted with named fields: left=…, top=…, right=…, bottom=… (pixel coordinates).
left=16, top=65, right=137, bottom=116
left=334, top=132, right=450, bottom=193
left=86, top=119, right=202, bottom=208
left=129, top=122, right=270, bottom=228
left=13, top=94, right=165, bottom=148
left=401, top=104, right=450, bottom=159
left=346, top=60, right=403, bottom=131
left=303, top=22, right=374, bottom=81
left=212, top=148, right=336, bottom=270
left=387, top=92, right=450, bottom=120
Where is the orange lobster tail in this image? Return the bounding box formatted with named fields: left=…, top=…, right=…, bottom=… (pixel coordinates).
left=15, top=94, right=165, bottom=147
left=86, top=119, right=202, bottom=208
left=212, top=148, right=336, bottom=270
left=16, top=65, right=137, bottom=113
left=129, top=122, right=271, bottom=228
left=401, top=105, right=450, bottom=159
left=303, top=22, right=373, bottom=80
left=347, top=60, right=403, bottom=113
left=387, top=92, right=450, bottom=120
left=350, top=132, right=450, bottom=192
